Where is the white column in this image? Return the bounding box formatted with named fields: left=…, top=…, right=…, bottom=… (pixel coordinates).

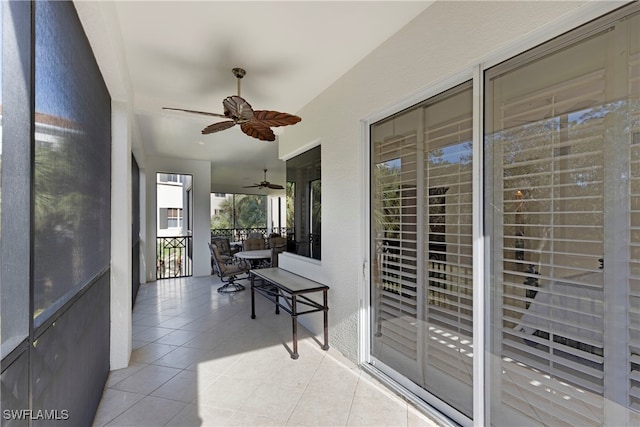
left=110, top=101, right=132, bottom=369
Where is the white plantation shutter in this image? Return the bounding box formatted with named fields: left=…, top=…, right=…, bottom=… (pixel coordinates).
left=485, top=8, right=640, bottom=425
left=371, top=83, right=474, bottom=418
left=423, top=114, right=474, bottom=387
left=373, top=131, right=419, bottom=360
left=495, top=70, right=608, bottom=425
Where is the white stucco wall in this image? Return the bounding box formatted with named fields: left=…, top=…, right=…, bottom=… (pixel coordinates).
left=278, top=0, right=625, bottom=362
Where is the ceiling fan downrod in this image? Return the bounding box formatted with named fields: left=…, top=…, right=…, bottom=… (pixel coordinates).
left=232, top=67, right=246, bottom=97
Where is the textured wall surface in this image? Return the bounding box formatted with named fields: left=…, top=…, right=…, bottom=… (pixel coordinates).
left=277, top=0, right=610, bottom=362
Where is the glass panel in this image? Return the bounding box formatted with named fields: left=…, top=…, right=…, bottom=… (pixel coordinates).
left=235, top=194, right=268, bottom=229
left=156, top=173, right=192, bottom=236
left=286, top=145, right=321, bottom=259
left=156, top=173, right=193, bottom=278
left=33, top=1, right=111, bottom=322
left=310, top=179, right=321, bottom=259
left=371, top=82, right=473, bottom=418
left=210, top=193, right=268, bottom=240
left=485, top=8, right=639, bottom=426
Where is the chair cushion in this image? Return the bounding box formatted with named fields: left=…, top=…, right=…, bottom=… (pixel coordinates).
left=244, top=238, right=265, bottom=251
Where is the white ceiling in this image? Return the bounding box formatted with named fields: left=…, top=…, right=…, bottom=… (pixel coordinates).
left=79, top=1, right=432, bottom=193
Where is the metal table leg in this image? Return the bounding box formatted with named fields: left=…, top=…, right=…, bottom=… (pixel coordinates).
left=250, top=272, right=256, bottom=319
left=322, top=289, right=329, bottom=350
left=291, top=295, right=299, bottom=359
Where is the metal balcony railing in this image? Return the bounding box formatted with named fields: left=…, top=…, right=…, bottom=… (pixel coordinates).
left=210, top=227, right=288, bottom=244
left=210, top=228, right=320, bottom=259
left=156, top=236, right=193, bottom=279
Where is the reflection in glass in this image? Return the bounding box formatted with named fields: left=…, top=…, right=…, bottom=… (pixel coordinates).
left=286, top=145, right=321, bottom=259
left=485, top=10, right=639, bottom=426
left=33, top=1, right=111, bottom=321
left=370, top=82, right=473, bottom=418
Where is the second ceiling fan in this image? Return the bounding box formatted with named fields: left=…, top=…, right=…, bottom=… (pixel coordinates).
left=163, top=67, right=301, bottom=141
left=243, top=169, right=284, bottom=190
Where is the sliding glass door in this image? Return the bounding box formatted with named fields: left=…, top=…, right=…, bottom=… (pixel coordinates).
left=368, top=3, right=639, bottom=425
left=370, top=82, right=473, bottom=420
left=485, top=8, right=639, bottom=426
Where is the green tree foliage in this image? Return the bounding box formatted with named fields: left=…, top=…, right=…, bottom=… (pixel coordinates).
left=211, top=196, right=233, bottom=228
left=236, top=194, right=267, bottom=228
left=211, top=194, right=267, bottom=229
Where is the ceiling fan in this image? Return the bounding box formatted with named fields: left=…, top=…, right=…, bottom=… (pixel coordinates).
left=163, top=67, right=301, bottom=141
left=243, top=169, right=284, bottom=190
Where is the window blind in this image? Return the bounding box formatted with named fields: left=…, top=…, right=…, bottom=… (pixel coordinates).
left=373, top=132, right=419, bottom=360
left=371, top=83, right=474, bottom=417
left=497, top=69, right=607, bottom=425
left=423, top=114, right=474, bottom=387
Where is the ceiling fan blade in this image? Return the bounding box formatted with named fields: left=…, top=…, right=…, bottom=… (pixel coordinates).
left=240, top=121, right=276, bottom=141
left=163, top=107, right=227, bottom=119
left=266, top=183, right=285, bottom=190
left=202, top=120, right=236, bottom=134
left=253, top=110, right=302, bottom=127
left=242, top=184, right=262, bottom=188
left=223, top=96, right=254, bottom=122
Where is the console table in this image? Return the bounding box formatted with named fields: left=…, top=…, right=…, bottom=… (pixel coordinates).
left=249, top=267, right=329, bottom=359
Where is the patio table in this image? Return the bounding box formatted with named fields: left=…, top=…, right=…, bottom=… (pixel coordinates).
left=234, top=249, right=271, bottom=268
left=250, top=267, right=330, bottom=359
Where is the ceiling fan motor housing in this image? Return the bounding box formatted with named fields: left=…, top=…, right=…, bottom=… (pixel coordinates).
left=232, top=67, right=246, bottom=79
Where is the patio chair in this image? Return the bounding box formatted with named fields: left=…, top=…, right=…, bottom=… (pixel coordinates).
left=211, top=236, right=239, bottom=258
left=243, top=237, right=266, bottom=251
left=269, top=235, right=287, bottom=249
left=270, top=243, right=287, bottom=268
left=209, top=242, right=250, bottom=293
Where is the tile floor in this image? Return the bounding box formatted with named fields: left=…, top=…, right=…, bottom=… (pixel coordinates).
left=92, top=275, right=444, bottom=427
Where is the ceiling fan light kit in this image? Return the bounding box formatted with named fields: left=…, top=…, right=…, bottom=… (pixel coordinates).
left=163, top=67, right=301, bottom=141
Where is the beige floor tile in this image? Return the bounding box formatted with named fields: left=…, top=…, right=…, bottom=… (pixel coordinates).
left=225, top=410, right=285, bottom=426
left=91, top=389, right=145, bottom=427
left=111, top=364, right=181, bottom=395
left=131, top=326, right=175, bottom=342
left=150, top=369, right=198, bottom=403
left=154, top=328, right=202, bottom=346
left=287, top=387, right=353, bottom=426
left=151, top=345, right=211, bottom=369
left=238, top=382, right=306, bottom=421
left=182, top=329, right=224, bottom=350
left=165, top=402, right=235, bottom=427
left=131, top=340, right=147, bottom=351
left=104, top=363, right=147, bottom=388
left=105, top=396, right=187, bottom=426
left=305, top=354, right=360, bottom=396
left=198, top=375, right=263, bottom=411
left=347, top=388, right=408, bottom=426
left=188, top=349, right=242, bottom=375
left=157, top=315, right=202, bottom=330
left=94, top=277, right=451, bottom=427
left=267, top=355, right=323, bottom=389
left=130, top=342, right=178, bottom=364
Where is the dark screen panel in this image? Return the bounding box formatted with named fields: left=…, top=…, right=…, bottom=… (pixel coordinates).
left=31, top=272, right=110, bottom=426
left=132, top=155, right=140, bottom=304
left=33, top=0, right=111, bottom=322
left=1, top=0, right=32, bottom=360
